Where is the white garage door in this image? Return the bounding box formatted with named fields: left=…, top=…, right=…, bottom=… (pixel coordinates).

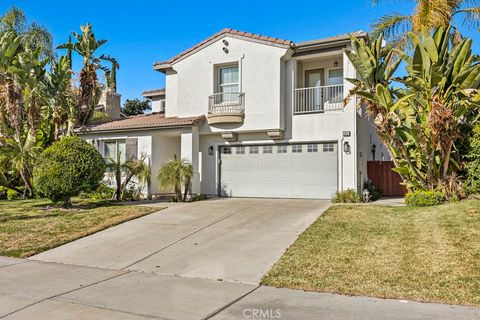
left=219, top=143, right=338, bottom=199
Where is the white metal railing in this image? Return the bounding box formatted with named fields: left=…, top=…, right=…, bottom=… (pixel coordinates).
left=294, top=84, right=344, bottom=114
left=208, top=92, right=245, bottom=114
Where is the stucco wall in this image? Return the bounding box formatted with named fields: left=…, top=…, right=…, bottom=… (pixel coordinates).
left=165, top=36, right=289, bottom=132
left=151, top=96, right=165, bottom=113
left=151, top=131, right=181, bottom=193
left=83, top=131, right=152, bottom=194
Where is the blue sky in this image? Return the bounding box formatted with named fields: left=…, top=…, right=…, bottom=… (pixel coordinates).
left=1, top=0, right=479, bottom=103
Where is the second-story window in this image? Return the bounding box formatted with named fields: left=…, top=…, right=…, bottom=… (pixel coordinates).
left=218, top=65, right=239, bottom=104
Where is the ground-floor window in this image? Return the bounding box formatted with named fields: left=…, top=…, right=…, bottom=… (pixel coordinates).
left=104, top=140, right=126, bottom=162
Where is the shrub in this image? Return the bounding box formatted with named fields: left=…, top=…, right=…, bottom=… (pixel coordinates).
left=405, top=190, right=445, bottom=207
left=465, top=124, right=480, bottom=195
left=33, top=136, right=106, bottom=207
left=362, top=180, right=382, bottom=202
left=6, top=189, right=20, bottom=201
left=190, top=194, right=207, bottom=202
left=332, top=189, right=363, bottom=203
left=0, top=187, right=7, bottom=200
left=79, top=182, right=115, bottom=200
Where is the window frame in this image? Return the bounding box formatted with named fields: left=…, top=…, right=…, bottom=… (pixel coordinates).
left=292, top=145, right=303, bottom=153
left=235, top=146, right=245, bottom=154
left=277, top=145, right=288, bottom=154
left=217, top=64, right=240, bottom=94
left=323, top=143, right=335, bottom=152
left=262, top=146, right=273, bottom=154
left=104, top=140, right=126, bottom=163
left=307, top=144, right=318, bottom=153
left=249, top=146, right=259, bottom=154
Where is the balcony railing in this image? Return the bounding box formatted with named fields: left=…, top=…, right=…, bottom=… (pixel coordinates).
left=208, top=92, right=245, bottom=115
left=294, top=84, right=344, bottom=114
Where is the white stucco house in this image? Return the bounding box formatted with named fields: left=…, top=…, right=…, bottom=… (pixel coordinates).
left=79, top=28, right=391, bottom=199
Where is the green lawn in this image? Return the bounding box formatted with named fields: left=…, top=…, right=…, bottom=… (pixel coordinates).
left=0, top=199, right=160, bottom=258
left=262, top=200, right=480, bottom=306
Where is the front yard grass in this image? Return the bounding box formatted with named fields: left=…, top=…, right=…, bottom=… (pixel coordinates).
left=0, top=199, right=159, bottom=258
left=262, top=200, right=480, bottom=306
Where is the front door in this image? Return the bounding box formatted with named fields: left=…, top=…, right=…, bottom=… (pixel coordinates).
left=306, top=69, right=324, bottom=111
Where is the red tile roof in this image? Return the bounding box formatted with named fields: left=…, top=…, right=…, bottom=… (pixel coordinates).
left=154, top=28, right=294, bottom=69
left=78, top=113, right=205, bottom=133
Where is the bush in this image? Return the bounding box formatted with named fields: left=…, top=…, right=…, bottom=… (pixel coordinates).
left=33, top=136, right=106, bottom=206
left=6, top=189, right=20, bottom=201
left=405, top=190, right=445, bottom=207
left=362, top=180, right=382, bottom=202
left=79, top=182, right=115, bottom=200
left=190, top=194, right=207, bottom=202
left=332, top=189, right=363, bottom=203
left=465, top=124, right=480, bottom=195
left=0, top=187, right=7, bottom=200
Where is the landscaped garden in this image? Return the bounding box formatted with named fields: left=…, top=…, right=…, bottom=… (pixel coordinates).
left=262, top=201, right=480, bottom=306
left=0, top=198, right=159, bottom=258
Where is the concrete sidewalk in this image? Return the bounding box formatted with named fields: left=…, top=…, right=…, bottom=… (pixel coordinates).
left=1, top=257, right=479, bottom=320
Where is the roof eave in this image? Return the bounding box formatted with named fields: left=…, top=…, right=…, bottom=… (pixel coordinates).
left=76, top=123, right=197, bottom=135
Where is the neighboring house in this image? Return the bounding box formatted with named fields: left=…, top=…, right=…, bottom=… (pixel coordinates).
left=96, top=89, right=123, bottom=120
left=143, top=88, right=166, bottom=113
left=79, top=28, right=389, bottom=199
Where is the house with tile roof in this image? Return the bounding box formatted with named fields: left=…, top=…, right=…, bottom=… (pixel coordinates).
left=78, top=28, right=393, bottom=199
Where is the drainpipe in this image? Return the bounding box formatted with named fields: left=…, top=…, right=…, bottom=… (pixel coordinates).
left=340, top=137, right=344, bottom=191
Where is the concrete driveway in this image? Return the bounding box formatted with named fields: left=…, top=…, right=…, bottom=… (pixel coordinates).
left=32, top=198, right=330, bottom=284
left=2, top=198, right=479, bottom=319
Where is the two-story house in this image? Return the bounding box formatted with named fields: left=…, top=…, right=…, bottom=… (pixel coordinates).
left=80, top=28, right=389, bottom=199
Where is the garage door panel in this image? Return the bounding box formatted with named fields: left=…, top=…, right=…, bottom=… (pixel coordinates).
left=220, top=143, right=338, bottom=199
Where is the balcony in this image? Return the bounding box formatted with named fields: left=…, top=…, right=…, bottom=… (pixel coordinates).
left=294, top=84, right=344, bottom=114
left=207, top=92, right=245, bottom=125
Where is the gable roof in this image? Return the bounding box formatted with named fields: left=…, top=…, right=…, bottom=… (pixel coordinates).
left=154, top=28, right=367, bottom=71
left=154, top=28, right=294, bottom=70
left=77, top=113, right=205, bottom=133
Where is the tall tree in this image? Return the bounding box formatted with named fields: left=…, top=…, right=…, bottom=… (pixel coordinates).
left=122, top=98, right=151, bottom=116
left=58, top=24, right=119, bottom=126
left=0, top=7, right=53, bottom=60
left=371, top=0, right=480, bottom=46
left=346, top=27, right=480, bottom=196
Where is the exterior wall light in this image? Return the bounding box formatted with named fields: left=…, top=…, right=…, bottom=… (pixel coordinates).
left=334, top=61, right=338, bottom=67
left=343, top=141, right=351, bottom=154
left=371, top=143, right=376, bottom=160
left=208, top=146, right=214, bottom=156
left=222, top=47, right=229, bottom=54
left=222, top=39, right=229, bottom=46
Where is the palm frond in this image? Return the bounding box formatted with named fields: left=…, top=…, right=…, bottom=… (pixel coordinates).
left=371, top=14, right=412, bottom=39
left=456, top=7, right=480, bottom=28
left=0, top=7, right=26, bottom=33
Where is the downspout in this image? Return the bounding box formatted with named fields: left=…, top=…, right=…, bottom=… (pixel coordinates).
left=340, top=137, right=344, bottom=191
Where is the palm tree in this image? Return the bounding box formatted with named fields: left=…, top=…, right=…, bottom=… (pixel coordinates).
left=106, top=154, right=151, bottom=201
left=47, top=55, right=75, bottom=140
left=0, top=7, right=53, bottom=60
left=58, top=24, right=119, bottom=125
left=371, top=0, right=480, bottom=45
left=157, top=155, right=193, bottom=202
left=345, top=27, right=480, bottom=194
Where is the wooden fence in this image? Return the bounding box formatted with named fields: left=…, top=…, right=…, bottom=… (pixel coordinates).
left=367, top=161, right=406, bottom=197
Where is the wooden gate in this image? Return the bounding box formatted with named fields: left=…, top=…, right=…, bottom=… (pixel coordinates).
left=367, top=161, right=406, bottom=196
